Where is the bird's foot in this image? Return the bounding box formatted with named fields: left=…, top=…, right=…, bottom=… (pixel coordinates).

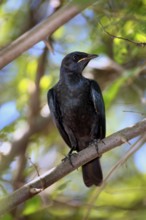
left=100, top=139, right=106, bottom=145
left=90, top=139, right=102, bottom=158
left=62, top=148, right=77, bottom=167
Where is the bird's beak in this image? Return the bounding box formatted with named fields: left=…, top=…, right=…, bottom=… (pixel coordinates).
left=77, top=54, right=98, bottom=63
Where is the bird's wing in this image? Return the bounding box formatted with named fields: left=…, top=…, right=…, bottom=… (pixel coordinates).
left=47, top=88, right=71, bottom=147
left=90, top=80, right=106, bottom=139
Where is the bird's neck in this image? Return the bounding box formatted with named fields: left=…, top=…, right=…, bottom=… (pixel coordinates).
left=59, top=69, right=82, bottom=84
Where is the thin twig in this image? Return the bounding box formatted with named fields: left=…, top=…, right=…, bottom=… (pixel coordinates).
left=43, top=39, right=54, bottom=53
left=28, top=157, right=45, bottom=190
left=98, top=20, right=146, bottom=47
left=123, top=110, right=146, bottom=116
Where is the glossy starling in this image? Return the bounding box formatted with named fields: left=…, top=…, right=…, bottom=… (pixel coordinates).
left=47, top=51, right=106, bottom=187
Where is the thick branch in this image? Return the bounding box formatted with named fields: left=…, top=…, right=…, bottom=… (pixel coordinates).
left=0, top=0, right=96, bottom=69
left=0, top=118, right=146, bottom=216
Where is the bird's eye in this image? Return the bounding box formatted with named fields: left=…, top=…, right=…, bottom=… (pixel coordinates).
left=73, top=55, right=78, bottom=62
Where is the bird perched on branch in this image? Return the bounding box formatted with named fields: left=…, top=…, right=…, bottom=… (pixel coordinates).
left=47, top=51, right=106, bottom=187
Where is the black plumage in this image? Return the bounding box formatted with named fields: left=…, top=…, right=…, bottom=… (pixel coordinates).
left=47, top=51, right=106, bottom=187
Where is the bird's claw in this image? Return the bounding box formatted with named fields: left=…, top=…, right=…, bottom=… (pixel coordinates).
left=90, top=139, right=102, bottom=158
left=62, top=152, right=77, bottom=167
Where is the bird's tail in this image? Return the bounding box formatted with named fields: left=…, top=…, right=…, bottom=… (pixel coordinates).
left=82, top=158, right=103, bottom=187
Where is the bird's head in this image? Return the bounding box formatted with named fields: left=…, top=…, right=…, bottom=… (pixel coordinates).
left=60, top=51, right=98, bottom=74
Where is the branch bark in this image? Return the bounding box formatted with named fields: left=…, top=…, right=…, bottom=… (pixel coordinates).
left=0, top=118, right=146, bottom=216
left=0, top=0, right=97, bottom=69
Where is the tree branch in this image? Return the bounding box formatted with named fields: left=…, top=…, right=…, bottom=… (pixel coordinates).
left=0, top=0, right=97, bottom=69
left=84, top=134, right=146, bottom=220
left=99, top=20, right=146, bottom=47
left=0, top=118, right=146, bottom=216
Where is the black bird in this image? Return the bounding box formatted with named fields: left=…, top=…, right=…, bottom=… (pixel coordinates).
left=47, top=51, right=106, bottom=187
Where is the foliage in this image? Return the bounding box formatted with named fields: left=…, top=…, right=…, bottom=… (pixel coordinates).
left=0, top=0, right=146, bottom=219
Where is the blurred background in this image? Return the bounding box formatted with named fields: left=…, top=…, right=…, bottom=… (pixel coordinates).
left=0, top=0, right=146, bottom=219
